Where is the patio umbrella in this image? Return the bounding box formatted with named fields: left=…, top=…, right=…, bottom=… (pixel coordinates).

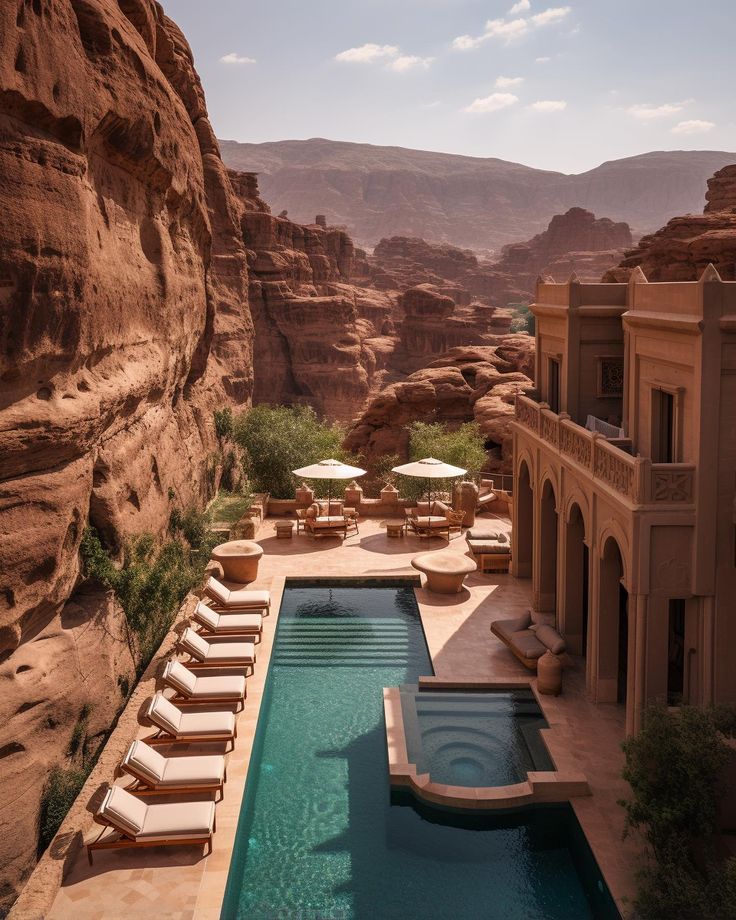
left=391, top=457, right=467, bottom=527
left=292, top=458, right=366, bottom=515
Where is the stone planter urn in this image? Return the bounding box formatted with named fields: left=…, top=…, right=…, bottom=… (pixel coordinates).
left=453, top=480, right=479, bottom=527
left=380, top=484, right=399, bottom=506
left=537, top=651, right=563, bottom=695
left=211, top=539, right=263, bottom=583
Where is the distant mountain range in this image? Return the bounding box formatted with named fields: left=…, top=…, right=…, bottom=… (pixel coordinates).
left=219, top=138, right=736, bottom=252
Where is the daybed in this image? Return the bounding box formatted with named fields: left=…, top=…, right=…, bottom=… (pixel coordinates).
left=405, top=501, right=464, bottom=539
left=490, top=610, right=566, bottom=670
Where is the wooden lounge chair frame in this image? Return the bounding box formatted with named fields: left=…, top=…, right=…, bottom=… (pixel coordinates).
left=178, top=632, right=256, bottom=677
left=120, top=762, right=227, bottom=801
left=192, top=606, right=262, bottom=643
left=87, top=813, right=216, bottom=864
left=162, top=662, right=247, bottom=711
left=144, top=722, right=237, bottom=751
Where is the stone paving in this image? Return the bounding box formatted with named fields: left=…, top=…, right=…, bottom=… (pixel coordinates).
left=48, top=512, right=639, bottom=919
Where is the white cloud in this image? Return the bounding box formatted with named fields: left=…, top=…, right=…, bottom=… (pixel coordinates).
left=627, top=102, right=684, bottom=121
left=220, top=52, right=256, bottom=65
left=530, top=6, right=572, bottom=26
left=484, top=17, right=529, bottom=42
left=535, top=56, right=551, bottom=63
left=421, top=100, right=442, bottom=109
left=388, top=54, right=434, bottom=72
left=335, top=43, right=399, bottom=63
left=463, top=92, right=519, bottom=114
left=529, top=99, right=567, bottom=112
left=495, top=75, right=525, bottom=88
left=672, top=119, right=715, bottom=135
left=454, top=6, right=573, bottom=50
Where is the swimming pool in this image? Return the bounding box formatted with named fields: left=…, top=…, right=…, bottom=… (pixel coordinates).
left=221, top=579, right=620, bottom=919
left=400, top=686, right=554, bottom=787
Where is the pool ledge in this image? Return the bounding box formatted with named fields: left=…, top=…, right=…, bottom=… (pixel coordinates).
left=383, top=686, right=591, bottom=811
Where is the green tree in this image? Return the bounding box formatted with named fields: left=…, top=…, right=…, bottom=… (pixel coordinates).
left=620, top=704, right=736, bottom=919
left=233, top=405, right=351, bottom=499
left=397, top=421, right=487, bottom=501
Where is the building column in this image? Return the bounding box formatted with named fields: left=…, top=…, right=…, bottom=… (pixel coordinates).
left=628, top=593, right=647, bottom=735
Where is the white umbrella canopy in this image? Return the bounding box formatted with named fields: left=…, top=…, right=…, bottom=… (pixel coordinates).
left=392, top=457, right=467, bottom=526
left=292, top=458, right=367, bottom=480
left=391, top=457, right=467, bottom=479
left=292, top=459, right=366, bottom=515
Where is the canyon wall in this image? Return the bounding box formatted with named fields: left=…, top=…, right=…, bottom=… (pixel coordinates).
left=228, top=175, right=397, bottom=422
left=606, top=164, right=736, bottom=281
left=0, top=0, right=252, bottom=906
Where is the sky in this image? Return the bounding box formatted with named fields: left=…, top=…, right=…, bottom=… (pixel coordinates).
left=161, top=0, right=735, bottom=174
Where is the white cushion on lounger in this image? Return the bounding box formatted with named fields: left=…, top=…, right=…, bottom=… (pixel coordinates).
left=136, top=800, right=216, bottom=841
left=100, top=786, right=147, bottom=837
left=162, top=754, right=225, bottom=787
left=202, top=640, right=255, bottom=663
left=181, top=628, right=211, bottom=660
left=123, top=740, right=167, bottom=784
left=190, top=674, right=246, bottom=699
left=148, top=693, right=183, bottom=734
left=178, top=709, right=235, bottom=737
left=194, top=603, right=261, bottom=632
left=205, top=578, right=269, bottom=609
left=163, top=660, right=198, bottom=695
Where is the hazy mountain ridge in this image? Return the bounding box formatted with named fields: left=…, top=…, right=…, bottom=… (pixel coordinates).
left=220, top=138, right=736, bottom=251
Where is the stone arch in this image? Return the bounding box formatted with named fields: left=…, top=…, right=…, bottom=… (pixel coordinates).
left=514, top=457, right=534, bottom=578
left=597, top=534, right=629, bottom=705
left=537, top=476, right=558, bottom=613
left=561, top=500, right=589, bottom=655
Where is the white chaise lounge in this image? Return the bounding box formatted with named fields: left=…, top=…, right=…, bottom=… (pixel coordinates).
left=87, top=785, right=215, bottom=863
left=143, top=692, right=236, bottom=749
left=179, top=628, right=256, bottom=675
left=119, top=739, right=227, bottom=799
left=193, top=601, right=263, bottom=641
left=162, top=659, right=246, bottom=709
left=204, top=577, right=270, bottom=614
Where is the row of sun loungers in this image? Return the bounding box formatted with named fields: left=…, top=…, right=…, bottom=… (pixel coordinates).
left=87, top=577, right=270, bottom=864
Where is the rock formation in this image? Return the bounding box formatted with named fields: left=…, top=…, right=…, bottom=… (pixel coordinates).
left=605, top=164, right=736, bottom=282
left=0, top=1, right=252, bottom=906
left=344, top=341, right=534, bottom=469
left=366, top=209, right=632, bottom=310
left=492, top=208, right=632, bottom=296
left=227, top=182, right=397, bottom=421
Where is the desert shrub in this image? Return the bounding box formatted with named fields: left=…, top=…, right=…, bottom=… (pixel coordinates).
left=66, top=704, right=92, bottom=757
left=620, top=704, right=736, bottom=919
left=213, top=406, right=234, bottom=440
left=206, top=487, right=254, bottom=525
left=396, top=421, right=487, bottom=501
left=80, top=524, right=217, bottom=669
left=233, top=405, right=349, bottom=499
left=38, top=766, right=88, bottom=856
left=509, top=302, right=535, bottom=335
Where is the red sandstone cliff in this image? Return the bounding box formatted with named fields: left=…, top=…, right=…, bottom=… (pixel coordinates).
left=0, top=1, right=252, bottom=904
left=605, top=164, right=736, bottom=281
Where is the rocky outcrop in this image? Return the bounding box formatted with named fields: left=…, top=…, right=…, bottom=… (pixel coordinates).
left=493, top=208, right=632, bottom=295
left=366, top=210, right=631, bottom=311
left=226, top=184, right=397, bottom=421
left=606, top=164, right=736, bottom=282
left=398, top=285, right=513, bottom=372
left=0, top=1, right=252, bottom=906
left=344, top=341, right=534, bottom=469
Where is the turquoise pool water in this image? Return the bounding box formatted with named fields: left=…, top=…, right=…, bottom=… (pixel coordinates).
left=221, top=580, right=619, bottom=919
left=401, top=687, right=554, bottom=787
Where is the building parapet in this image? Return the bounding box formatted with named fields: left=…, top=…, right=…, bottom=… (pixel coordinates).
left=515, top=395, right=695, bottom=506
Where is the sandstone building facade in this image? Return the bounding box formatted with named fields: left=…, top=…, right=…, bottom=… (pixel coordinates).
left=511, top=268, right=736, bottom=733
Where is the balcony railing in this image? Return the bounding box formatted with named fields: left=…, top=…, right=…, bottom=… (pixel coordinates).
left=514, top=395, right=695, bottom=505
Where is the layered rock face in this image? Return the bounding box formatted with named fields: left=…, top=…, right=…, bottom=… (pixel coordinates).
left=369, top=209, right=632, bottom=310
left=227, top=181, right=397, bottom=421
left=344, top=341, right=534, bottom=468
left=606, top=164, right=736, bottom=281
left=398, top=285, right=513, bottom=373
left=493, top=207, right=632, bottom=293
left=0, top=1, right=252, bottom=905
